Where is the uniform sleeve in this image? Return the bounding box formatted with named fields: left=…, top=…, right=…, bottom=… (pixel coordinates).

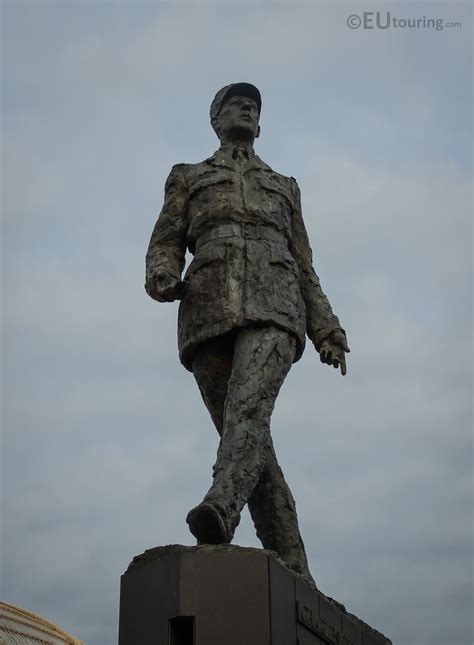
left=289, top=177, right=346, bottom=350
left=145, top=164, right=188, bottom=285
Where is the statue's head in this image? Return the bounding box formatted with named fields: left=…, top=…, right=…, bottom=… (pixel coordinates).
left=210, top=83, right=262, bottom=143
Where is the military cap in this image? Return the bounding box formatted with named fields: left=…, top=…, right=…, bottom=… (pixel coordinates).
left=210, top=82, right=262, bottom=123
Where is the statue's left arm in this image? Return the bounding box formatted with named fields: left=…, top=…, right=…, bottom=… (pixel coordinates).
left=289, top=177, right=350, bottom=375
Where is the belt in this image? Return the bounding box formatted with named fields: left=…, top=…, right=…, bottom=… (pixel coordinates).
left=195, top=223, right=286, bottom=252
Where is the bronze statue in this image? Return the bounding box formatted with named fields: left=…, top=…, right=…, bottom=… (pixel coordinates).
left=145, top=83, right=349, bottom=586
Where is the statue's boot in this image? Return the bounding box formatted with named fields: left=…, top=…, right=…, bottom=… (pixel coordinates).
left=189, top=326, right=315, bottom=585
left=186, top=501, right=230, bottom=544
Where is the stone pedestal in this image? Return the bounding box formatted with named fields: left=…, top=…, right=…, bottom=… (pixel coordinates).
left=119, top=544, right=391, bottom=645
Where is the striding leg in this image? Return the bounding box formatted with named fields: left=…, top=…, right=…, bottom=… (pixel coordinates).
left=189, top=327, right=315, bottom=583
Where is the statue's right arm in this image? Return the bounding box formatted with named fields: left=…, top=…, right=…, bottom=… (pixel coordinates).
left=145, top=164, right=188, bottom=302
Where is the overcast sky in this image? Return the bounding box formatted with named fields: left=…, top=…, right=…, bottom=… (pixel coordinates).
left=1, top=1, right=472, bottom=644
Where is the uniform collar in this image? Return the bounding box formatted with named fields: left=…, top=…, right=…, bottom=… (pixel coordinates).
left=220, top=141, right=255, bottom=161
left=205, top=145, right=272, bottom=172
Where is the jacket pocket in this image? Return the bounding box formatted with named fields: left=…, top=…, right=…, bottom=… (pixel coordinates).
left=255, top=175, right=294, bottom=208
left=189, top=174, right=233, bottom=197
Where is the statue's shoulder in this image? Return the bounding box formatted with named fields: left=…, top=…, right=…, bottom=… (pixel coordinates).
left=260, top=163, right=299, bottom=195
left=170, top=159, right=211, bottom=179
left=273, top=169, right=299, bottom=188
left=274, top=169, right=296, bottom=184
left=185, top=159, right=211, bottom=171
left=256, top=159, right=297, bottom=186
left=168, top=162, right=190, bottom=175
left=271, top=172, right=301, bottom=197
left=166, top=162, right=207, bottom=189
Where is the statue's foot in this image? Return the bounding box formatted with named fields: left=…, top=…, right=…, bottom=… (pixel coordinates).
left=186, top=502, right=230, bottom=544
left=270, top=550, right=318, bottom=590
left=298, top=570, right=318, bottom=591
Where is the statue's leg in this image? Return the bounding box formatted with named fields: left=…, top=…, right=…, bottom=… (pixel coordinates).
left=191, top=333, right=234, bottom=436
left=190, top=329, right=314, bottom=584
left=206, top=325, right=295, bottom=535
left=247, top=435, right=315, bottom=583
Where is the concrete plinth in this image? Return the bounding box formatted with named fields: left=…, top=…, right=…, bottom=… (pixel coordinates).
left=118, top=544, right=391, bottom=645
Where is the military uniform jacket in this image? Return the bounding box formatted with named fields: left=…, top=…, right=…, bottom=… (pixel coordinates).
left=146, top=145, right=344, bottom=371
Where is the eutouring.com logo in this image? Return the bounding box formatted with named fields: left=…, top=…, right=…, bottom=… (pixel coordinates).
left=346, top=12, right=462, bottom=31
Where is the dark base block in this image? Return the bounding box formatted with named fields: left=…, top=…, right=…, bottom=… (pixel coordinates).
left=119, top=544, right=391, bottom=645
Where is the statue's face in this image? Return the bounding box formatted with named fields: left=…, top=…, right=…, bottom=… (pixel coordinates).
left=215, top=94, right=260, bottom=141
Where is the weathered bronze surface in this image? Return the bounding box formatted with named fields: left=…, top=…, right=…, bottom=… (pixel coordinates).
left=145, top=83, right=350, bottom=586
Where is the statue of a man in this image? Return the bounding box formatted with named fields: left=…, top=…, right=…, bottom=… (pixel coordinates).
left=145, top=83, right=349, bottom=585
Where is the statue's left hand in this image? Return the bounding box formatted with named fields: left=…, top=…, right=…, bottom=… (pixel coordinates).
left=318, top=330, right=350, bottom=376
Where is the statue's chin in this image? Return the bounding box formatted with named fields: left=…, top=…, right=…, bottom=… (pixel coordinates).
left=225, top=123, right=256, bottom=142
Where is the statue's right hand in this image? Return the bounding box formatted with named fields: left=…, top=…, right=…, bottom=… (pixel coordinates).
left=145, top=270, right=181, bottom=302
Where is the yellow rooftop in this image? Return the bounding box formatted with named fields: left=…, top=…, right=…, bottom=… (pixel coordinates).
left=0, top=601, right=84, bottom=645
